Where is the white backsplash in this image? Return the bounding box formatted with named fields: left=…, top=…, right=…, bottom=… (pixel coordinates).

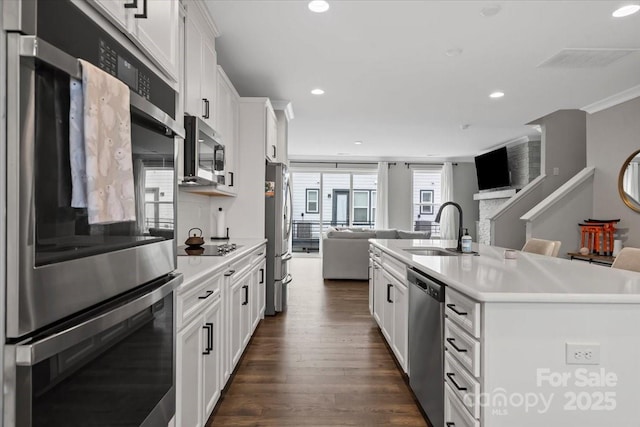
left=176, top=190, right=213, bottom=243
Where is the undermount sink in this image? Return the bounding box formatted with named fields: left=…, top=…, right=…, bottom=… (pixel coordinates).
left=403, top=247, right=461, bottom=257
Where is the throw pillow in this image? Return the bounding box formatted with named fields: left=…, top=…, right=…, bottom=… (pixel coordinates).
left=398, top=230, right=431, bottom=239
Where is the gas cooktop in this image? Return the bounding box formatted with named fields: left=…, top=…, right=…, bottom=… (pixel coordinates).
left=177, top=243, right=241, bottom=256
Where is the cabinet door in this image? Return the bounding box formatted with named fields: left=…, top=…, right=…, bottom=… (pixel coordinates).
left=258, top=259, right=266, bottom=318
left=88, top=0, right=130, bottom=32
left=202, top=298, right=221, bottom=420
left=372, top=262, right=384, bottom=327
left=184, top=13, right=204, bottom=118
left=176, top=315, right=204, bottom=427
left=230, top=271, right=251, bottom=368
left=368, top=259, right=374, bottom=316
left=381, top=270, right=395, bottom=343
left=201, top=40, right=218, bottom=128
left=133, top=0, right=179, bottom=80
left=392, top=282, right=408, bottom=372
left=265, top=106, right=277, bottom=161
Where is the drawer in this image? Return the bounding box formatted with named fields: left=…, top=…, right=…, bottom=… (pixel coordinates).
left=445, top=383, right=480, bottom=427
left=381, top=252, right=407, bottom=282
left=445, top=352, right=481, bottom=420
left=446, top=287, right=481, bottom=338
left=249, top=244, right=267, bottom=267
left=177, top=272, right=223, bottom=329
left=445, top=320, right=481, bottom=377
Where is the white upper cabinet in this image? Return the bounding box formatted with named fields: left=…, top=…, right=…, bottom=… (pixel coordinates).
left=133, top=0, right=179, bottom=81
left=215, top=66, right=239, bottom=195
left=265, top=105, right=278, bottom=162
left=184, top=2, right=218, bottom=128
left=88, top=0, right=180, bottom=81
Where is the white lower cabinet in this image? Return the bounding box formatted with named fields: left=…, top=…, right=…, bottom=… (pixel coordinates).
left=177, top=243, right=266, bottom=426
left=176, top=296, right=221, bottom=427
left=176, top=314, right=204, bottom=427
left=371, top=244, right=408, bottom=373
left=444, top=289, right=482, bottom=426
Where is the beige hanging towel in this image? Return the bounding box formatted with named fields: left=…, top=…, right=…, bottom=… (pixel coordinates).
left=79, top=59, right=136, bottom=224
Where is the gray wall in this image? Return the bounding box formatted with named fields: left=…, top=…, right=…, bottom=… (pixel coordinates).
left=387, top=163, right=479, bottom=240
left=493, top=110, right=587, bottom=250
left=588, top=96, right=640, bottom=247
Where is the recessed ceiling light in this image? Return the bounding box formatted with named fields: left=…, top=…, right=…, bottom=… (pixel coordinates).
left=311, top=88, right=325, bottom=95
left=445, top=48, right=463, bottom=57
left=354, top=141, right=363, bottom=145
left=308, top=0, right=330, bottom=13
left=489, top=91, right=505, bottom=99
left=480, top=5, right=502, bottom=17
left=612, top=4, right=640, bottom=17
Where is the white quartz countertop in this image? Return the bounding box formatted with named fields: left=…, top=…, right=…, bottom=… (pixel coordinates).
left=176, top=238, right=267, bottom=291
left=370, top=239, right=640, bottom=303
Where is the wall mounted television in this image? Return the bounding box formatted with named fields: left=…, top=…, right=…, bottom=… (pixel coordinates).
left=474, top=147, right=511, bottom=191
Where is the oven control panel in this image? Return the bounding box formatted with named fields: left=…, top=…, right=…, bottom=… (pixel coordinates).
left=98, top=39, right=151, bottom=100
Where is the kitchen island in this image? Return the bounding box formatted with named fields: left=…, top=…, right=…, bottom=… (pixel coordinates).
left=369, top=238, right=640, bottom=427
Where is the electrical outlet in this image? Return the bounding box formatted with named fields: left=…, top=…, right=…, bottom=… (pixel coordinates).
left=553, top=167, right=560, bottom=176
left=566, top=343, right=600, bottom=365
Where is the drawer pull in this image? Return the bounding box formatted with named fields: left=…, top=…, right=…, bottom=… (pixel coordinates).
left=225, top=269, right=236, bottom=277
left=447, top=303, right=468, bottom=316
left=446, top=337, right=468, bottom=353
left=198, top=290, right=214, bottom=300
left=446, top=423, right=455, bottom=427
left=446, top=373, right=467, bottom=391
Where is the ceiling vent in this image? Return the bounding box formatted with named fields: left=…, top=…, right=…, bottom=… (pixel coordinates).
left=538, top=48, right=639, bottom=68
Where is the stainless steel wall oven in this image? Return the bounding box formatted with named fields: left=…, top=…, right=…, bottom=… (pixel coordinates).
left=3, top=1, right=184, bottom=425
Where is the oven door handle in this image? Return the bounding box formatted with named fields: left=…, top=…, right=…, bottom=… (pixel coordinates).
left=17, top=35, right=185, bottom=138
left=14, top=274, right=182, bottom=367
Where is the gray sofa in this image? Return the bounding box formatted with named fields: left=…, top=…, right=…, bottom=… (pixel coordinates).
left=322, top=228, right=431, bottom=280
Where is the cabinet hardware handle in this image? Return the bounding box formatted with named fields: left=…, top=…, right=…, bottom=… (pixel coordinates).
left=198, top=290, right=214, bottom=300
left=260, top=268, right=264, bottom=284
left=446, top=338, right=468, bottom=353
left=229, top=171, right=234, bottom=187
left=446, top=304, right=468, bottom=316
left=242, top=285, right=249, bottom=305
left=134, top=0, right=147, bottom=18
left=124, top=0, right=138, bottom=8
left=202, top=98, right=209, bottom=118
left=386, top=284, right=394, bottom=303
left=202, top=324, right=213, bottom=355
left=446, top=373, right=467, bottom=391
left=272, top=145, right=276, bottom=158
left=446, top=423, right=456, bottom=427
left=225, top=269, right=236, bottom=277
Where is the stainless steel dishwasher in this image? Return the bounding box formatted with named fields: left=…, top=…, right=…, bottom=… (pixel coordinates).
left=408, top=267, right=445, bottom=427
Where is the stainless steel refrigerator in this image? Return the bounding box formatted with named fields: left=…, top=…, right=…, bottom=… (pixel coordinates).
left=265, top=162, right=293, bottom=315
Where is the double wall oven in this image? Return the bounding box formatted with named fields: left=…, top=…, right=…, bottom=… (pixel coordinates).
left=3, top=1, right=183, bottom=426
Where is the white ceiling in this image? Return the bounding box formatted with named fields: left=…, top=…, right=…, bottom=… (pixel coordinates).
left=206, top=1, right=640, bottom=162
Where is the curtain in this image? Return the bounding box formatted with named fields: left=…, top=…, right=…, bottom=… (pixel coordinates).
left=440, top=162, right=456, bottom=239
left=375, top=162, right=389, bottom=229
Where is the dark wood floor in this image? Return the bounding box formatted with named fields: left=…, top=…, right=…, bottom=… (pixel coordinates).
left=207, top=257, right=428, bottom=426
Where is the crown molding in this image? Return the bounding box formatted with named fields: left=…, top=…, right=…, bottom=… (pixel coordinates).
left=581, top=85, right=640, bottom=114
left=270, top=100, right=294, bottom=121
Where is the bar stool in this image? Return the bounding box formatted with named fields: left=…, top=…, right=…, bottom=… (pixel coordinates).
left=611, top=247, right=640, bottom=273
left=522, top=238, right=560, bottom=257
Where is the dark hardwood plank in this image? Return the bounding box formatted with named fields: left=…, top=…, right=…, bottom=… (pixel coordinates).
left=207, top=257, right=428, bottom=427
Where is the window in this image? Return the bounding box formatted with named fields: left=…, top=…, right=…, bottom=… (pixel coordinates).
left=412, top=167, right=442, bottom=232
left=144, top=168, right=174, bottom=233
left=306, top=189, right=319, bottom=213
left=420, top=190, right=434, bottom=215
left=353, top=190, right=370, bottom=224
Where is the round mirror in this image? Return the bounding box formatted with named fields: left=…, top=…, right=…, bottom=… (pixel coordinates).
left=618, top=149, right=640, bottom=213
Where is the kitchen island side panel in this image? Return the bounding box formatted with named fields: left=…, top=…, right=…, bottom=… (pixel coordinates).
left=481, top=302, right=640, bottom=426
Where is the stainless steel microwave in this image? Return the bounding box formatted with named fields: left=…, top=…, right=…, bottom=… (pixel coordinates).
left=183, top=115, right=225, bottom=185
